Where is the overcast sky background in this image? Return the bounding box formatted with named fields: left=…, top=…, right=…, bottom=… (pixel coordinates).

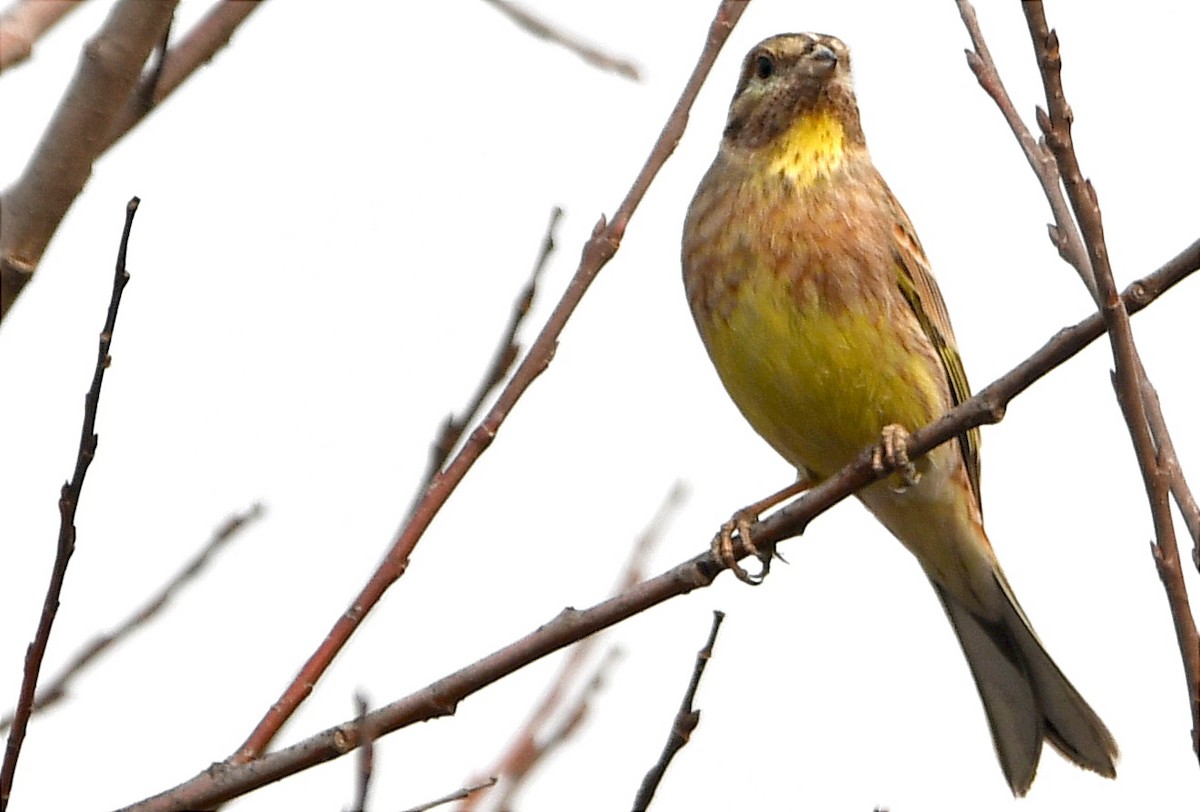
left=2, top=2, right=1199, bottom=810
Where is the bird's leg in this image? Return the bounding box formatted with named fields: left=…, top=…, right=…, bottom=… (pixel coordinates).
left=873, top=423, right=920, bottom=492
left=713, top=475, right=811, bottom=585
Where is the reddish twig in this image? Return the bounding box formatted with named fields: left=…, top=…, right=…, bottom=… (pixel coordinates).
left=631, top=610, right=725, bottom=812
left=115, top=238, right=1199, bottom=812
left=0, top=0, right=81, bottom=73
left=0, top=197, right=138, bottom=811
left=229, top=0, right=751, bottom=766
left=1021, top=1, right=1200, bottom=762
left=467, top=648, right=622, bottom=812
left=457, top=483, right=686, bottom=811
left=0, top=502, right=263, bottom=732
left=481, top=0, right=640, bottom=81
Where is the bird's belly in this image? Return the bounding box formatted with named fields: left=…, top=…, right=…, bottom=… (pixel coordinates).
left=699, top=265, right=943, bottom=482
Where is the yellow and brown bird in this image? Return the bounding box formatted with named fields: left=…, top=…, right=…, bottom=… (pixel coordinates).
left=682, top=32, right=1116, bottom=795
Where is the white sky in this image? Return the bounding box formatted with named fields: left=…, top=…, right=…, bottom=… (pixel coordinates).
left=1, top=2, right=1198, bottom=810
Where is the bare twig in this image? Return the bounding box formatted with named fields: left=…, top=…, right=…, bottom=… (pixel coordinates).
left=0, top=503, right=263, bottom=732
left=347, top=693, right=374, bottom=812
left=1139, top=378, right=1200, bottom=566
left=468, top=648, right=621, bottom=812
left=481, top=0, right=640, bottom=81
left=115, top=237, right=1200, bottom=812
left=400, top=778, right=497, bottom=812
left=955, top=0, right=1094, bottom=292
left=1021, top=1, right=1200, bottom=762
left=457, top=483, right=685, bottom=811
left=0, top=197, right=138, bottom=811
left=631, top=611, right=724, bottom=812
left=229, top=0, right=751, bottom=766
left=413, top=206, right=562, bottom=508
left=0, top=0, right=81, bottom=73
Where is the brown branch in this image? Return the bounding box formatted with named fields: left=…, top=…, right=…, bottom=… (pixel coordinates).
left=955, top=0, right=1094, bottom=293
left=114, top=237, right=1200, bottom=812
left=101, top=0, right=266, bottom=151
left=229, top=0, right=751, bottom=766
left=0, top=197, right=138, bottom=811
left=413, top=206, right=562, bottom=509
left=1139, top=377, right=1200, bottom=568
left=457, top=483, right=685, bottom=811
left=400, top=778, right=497, bottom=812
left=0, top=1, right=175, bottom=321
left=0, top=0, right=81, bottom=73
left=0, top=502, right=263, bottom=732
left=347, top=693, right=374, bottom=812
left=481, top=0, right=641, bottom=81
left=1022, top=1, right=1200, bottom=763
left=631, top=610, right=724, bottom=812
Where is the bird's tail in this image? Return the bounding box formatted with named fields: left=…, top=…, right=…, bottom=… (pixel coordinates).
left=933, top=572, right=1117, bottom=796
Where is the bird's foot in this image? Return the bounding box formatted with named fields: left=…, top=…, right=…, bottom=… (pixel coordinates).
left=873, top=423, right=920, bottom=492
left=712, top=477, right=809, bottom=584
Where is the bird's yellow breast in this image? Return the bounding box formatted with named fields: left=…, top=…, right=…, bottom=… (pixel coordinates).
left=700, top=262, right=942, bottom=481
left=683, top=148, right=948, bottom=482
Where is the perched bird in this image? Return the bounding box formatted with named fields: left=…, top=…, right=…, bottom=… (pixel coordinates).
left=681, top=32, right=1116, bottom=795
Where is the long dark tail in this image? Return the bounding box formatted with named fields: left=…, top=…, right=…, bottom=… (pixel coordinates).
left=933, top=573, right=1117, bottom=796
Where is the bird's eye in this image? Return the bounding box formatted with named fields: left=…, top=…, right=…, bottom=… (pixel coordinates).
left=755, top=54, right=774, bottom=80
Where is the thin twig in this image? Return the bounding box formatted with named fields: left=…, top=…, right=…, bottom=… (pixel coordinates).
left=955, top=0, right=1094, bottom=293
left=1138, top=378, right=1200, bottom=567
left=0, top=197, right=138, bottom=811
left=347, top=693, right=373, bottom=812
left=481, top=0, right=640, bottom=81
left=457, top=483, right=686, bottom=811
left=399, top=778, right=497, bottom=812
left=229, top=0, right=751, bottom=766
left=631, top=611, right=725, bottom=812
left=1022, top=1, right=1200, bottom=762
left=473, top=648, right=622, bottom=812
left=0, top=503, right=264, bottom=732
left=115, top=237, right=1200, bottom=812
left=0, top=0, right=81, bottom=73
left=411, top=206, right=562, bottom=513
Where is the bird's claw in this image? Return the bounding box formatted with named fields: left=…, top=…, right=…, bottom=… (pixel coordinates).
left=712, top=509, right=775, bottom=585
left=873, top=423, right=920, bottom=493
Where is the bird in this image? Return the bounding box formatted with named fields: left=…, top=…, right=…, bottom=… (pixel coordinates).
left=681, top=32, right=1117, bottom=795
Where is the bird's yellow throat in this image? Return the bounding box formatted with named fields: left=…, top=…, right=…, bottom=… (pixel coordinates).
left=765, top=109, right=847, bottom=187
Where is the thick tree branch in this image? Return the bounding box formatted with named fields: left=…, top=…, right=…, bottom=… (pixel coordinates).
left=0, top=0, right=265, bottom=322
left=0, top=2, right=174, bottom=321
left=116, top=237, right=1199, bottom=812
